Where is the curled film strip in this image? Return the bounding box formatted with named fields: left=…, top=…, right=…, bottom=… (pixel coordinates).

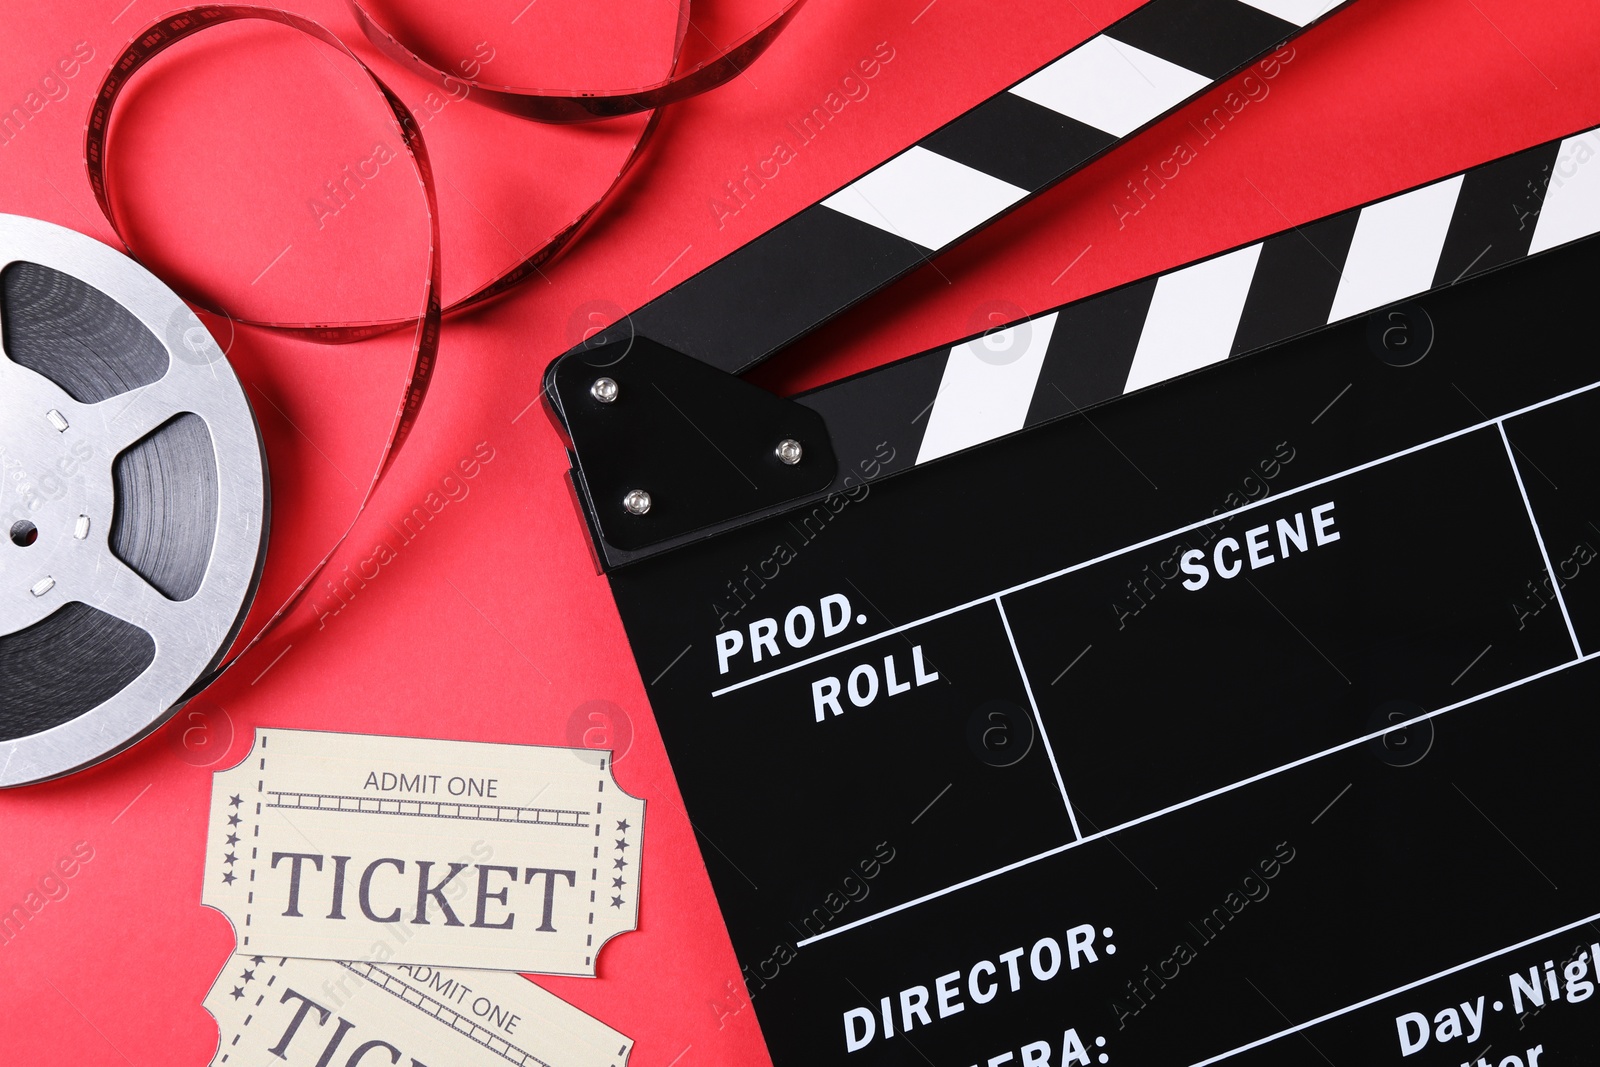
left=0, top=2, right=805, bottom=786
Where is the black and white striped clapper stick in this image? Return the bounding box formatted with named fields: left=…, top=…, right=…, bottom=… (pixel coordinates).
left=799, top=125, right=1600, bottom=472
left=569, top=0, right=1354, bottom=376
left=555, top=118, right=1600, bottom=567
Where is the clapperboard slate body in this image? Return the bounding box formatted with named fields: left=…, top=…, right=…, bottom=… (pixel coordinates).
left=542, top=2, right=1600, bottom=1063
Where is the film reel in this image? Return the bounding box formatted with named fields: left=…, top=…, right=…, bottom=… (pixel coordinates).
left=0, top=215, right=268, bottom=787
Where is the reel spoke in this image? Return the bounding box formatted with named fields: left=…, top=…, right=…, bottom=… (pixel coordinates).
left=82, top=545, right=183, bottom=639
left=0, top=216, right=266, bottom=786
left=96, top=369, right=200, bottom=455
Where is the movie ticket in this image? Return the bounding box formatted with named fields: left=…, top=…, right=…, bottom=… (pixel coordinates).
left=204, top=954, right=632, bottom=1067
left=203, top=729, right=644, bottom=976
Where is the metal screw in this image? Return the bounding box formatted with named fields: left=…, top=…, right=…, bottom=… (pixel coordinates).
left=623, top=489, right=652, bottom=516
left=590, top=378, right=619, bottom=403
left=775, top=438, right=803, bottom=465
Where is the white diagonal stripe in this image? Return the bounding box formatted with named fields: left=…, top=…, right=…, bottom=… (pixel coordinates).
left=1530, top=129, right=1600, bottom=255
left=1122, top=244, right=1263, bottom=394
left=1234, top=0, right=1342, bottom=26
left=821, top=146, right=1028, bottom=251
left=916, top=312, right=1060, bottom=464
left=1010, top=35, right=1211, bottom=138
left=1327, top=176, right=1465, bottom=323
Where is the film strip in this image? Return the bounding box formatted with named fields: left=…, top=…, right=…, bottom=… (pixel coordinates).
left=346, top=0, right=809, bottom=124
left=564, top=0, right=1354, bottom=376
left=80, top=0, right=808, bottom=668
left=0, top=1, right=808, bottom=786
left=0, top=0, right=1353, bottom=785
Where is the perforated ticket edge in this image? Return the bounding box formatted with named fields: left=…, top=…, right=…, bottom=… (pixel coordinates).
left=202, top=728, right=645, bottom=977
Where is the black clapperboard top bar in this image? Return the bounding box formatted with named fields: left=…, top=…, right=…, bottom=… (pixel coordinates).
left=544, top=40, right=1600, bottom=566
left=544, top=0, right=1363, bottom=568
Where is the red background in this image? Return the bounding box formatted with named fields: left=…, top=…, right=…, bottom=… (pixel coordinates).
left=1, top=1, right=1596, bottom=1064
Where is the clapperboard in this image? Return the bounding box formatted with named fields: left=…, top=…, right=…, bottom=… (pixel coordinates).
left=543, top=1, right=1600, bottom=1064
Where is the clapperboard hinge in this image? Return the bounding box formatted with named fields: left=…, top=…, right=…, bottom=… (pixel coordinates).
left=544, top=0, right=1362, bottom=569
left=549, top=117, right=1600, bottom=569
